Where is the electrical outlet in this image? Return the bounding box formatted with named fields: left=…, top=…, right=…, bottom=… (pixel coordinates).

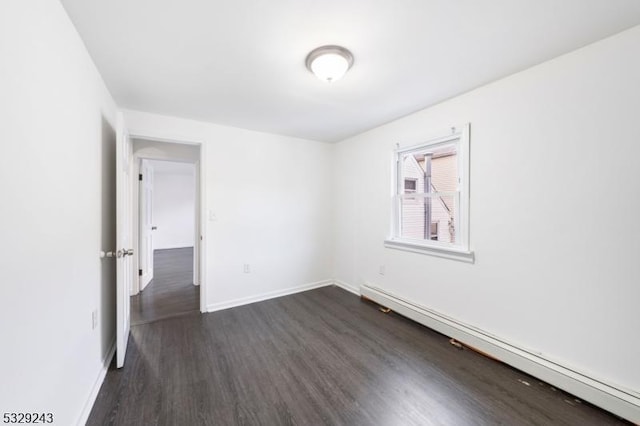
left=379, top=265, right=386, bottom=275
left=243, top=264, right=251, bottom=273
left=92, top=310, right=98, bottom=330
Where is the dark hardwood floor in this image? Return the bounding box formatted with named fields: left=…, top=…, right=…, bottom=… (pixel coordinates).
left=130, top=247, right=199, bottom=326
left=91, top=286, right=628, bottom=425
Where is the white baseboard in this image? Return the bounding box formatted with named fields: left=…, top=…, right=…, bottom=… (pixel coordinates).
left=333, top=280, right=360, bottom=296
left=360, top=284, right=640, bottom=424
left=76, top=340, right=116, bottom=426
left=139, top=277, right=151, bottom=292
left=206, top=279, right=334, bottom=312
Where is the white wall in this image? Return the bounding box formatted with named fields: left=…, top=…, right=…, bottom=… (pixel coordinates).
left=149, top=161, right=196, bottom=250
left=123, top=110, right=334, bottom=310
left=333, top=24, right=640, bottom=398
left=0, top=1, right=117, bottom=425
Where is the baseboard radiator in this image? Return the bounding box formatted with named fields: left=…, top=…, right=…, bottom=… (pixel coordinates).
left=360, top=284, right=640, bottom=424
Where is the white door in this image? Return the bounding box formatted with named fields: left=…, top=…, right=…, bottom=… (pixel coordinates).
left=116, top=112, right=133, bottom=368
left=139, top=160, right=154, bottom=290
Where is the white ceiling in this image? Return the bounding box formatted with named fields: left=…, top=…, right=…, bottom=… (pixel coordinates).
left=61, top=0, right=640, bottom=142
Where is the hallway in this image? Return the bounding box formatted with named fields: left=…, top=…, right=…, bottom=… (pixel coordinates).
left=131, top=247, right=199, bottom=325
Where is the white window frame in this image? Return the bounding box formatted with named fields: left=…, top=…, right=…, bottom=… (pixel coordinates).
left=384, top=123, right=474, bottom=263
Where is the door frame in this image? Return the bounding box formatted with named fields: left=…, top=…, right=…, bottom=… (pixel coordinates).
left=127, top=135, right=207, bottom=312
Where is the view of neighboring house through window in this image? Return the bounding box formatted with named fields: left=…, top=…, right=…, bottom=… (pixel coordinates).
left=386, top=124, right=472, bottom=261
left=400, top=144, right=457, bottom=242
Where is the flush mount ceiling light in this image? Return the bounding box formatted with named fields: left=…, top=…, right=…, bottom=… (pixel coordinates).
left=305, top=45, right=354, bottom=83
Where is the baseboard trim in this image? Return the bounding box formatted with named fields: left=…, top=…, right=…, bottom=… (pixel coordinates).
left=360, top=284, right=640, bottom=424
left=139, top=277, right=151, bottom=293
left=76, top=340, right=116, bottom=426
left=333, top=280, right=360, bottom=296
left=206, top=279, right=334, bottom=312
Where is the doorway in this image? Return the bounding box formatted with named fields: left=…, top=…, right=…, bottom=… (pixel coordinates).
left=129, top=139, right=203, bottom=325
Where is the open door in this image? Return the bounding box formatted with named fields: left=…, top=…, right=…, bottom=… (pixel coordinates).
left=139, top=159, right=154, bottom=290
left=116, top=112, right=134, bottom=368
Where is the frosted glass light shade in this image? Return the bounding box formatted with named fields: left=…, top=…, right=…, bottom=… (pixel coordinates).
left=305, top=46, right=354, bottom=83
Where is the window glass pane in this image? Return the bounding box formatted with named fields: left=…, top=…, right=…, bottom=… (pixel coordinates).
left=431, top=145, right=458, bottom=193
left=401, top=152, right=425, bottom=194
left=400, top=195, right=457, bottom=243
left=401, top=144, right=457, bottom=194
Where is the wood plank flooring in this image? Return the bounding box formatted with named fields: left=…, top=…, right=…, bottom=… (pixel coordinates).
left=130, top=247, right=199, bottom=326
left=90, top=286, right=629, bottom=425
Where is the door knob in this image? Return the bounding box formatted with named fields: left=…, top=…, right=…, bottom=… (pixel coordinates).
left=151, top=226, right=157, bottom=230
left=117, top=248, right=134, bottom=258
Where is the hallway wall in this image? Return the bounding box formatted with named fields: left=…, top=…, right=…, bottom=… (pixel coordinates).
left=150, top=161, right=196, bottom=250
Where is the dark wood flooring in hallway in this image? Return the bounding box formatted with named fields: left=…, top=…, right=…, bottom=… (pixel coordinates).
left=89, top=286, right=627, bottom=425
left=130, top=247, right=199, bottom=326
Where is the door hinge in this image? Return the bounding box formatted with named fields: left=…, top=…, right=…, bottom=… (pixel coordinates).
left=139, top=174, right=143, bottom=181
left=138, top=269, right=143, bottom=276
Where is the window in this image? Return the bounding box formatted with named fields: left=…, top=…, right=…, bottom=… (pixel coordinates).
left=404, top=178, right=417, bottom=193
left=384, top=124, right=473, bottom=262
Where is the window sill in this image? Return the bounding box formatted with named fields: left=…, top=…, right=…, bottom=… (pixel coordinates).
left=384, top=239, right=475, bottom=263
